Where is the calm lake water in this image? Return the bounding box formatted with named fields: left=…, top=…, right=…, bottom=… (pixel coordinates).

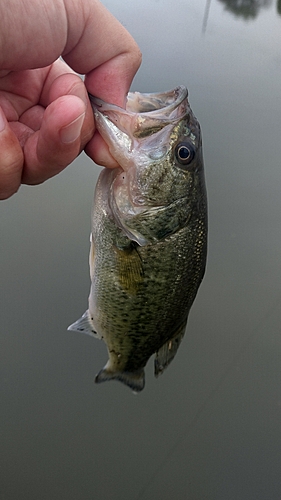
left=1, top=1, right=281, bottom=499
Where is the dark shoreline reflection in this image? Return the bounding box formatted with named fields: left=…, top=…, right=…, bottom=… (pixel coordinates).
left=218, top=0, right=272, bottom=19
left=203, top=0, right=278, bottom=34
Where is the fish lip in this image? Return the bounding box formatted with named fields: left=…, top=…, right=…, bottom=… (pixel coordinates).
left=89, top=86, right=188, bottom=120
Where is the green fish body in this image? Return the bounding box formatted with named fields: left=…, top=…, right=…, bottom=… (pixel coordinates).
left=68, top=87, right=207, bottom=392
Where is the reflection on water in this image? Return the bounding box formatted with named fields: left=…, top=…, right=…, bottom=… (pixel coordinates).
left=218, top=0, right=272, bottom=19
left=203, top=0, right=278, bottom=33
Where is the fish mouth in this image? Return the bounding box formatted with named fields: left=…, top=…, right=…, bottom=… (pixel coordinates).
left=126, top=86, right=188, bottom=112
left=89, top=86, right=190, bottom=170
left=89, top=86, right=188, bottom=123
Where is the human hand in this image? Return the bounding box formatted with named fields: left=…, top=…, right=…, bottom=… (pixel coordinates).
left=0, top=0, right=141, bottom=199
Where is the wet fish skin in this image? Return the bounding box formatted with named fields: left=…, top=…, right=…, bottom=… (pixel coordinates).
left=68, top=86, right=207, bottom=392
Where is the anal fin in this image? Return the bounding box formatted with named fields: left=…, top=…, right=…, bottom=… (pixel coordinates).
left=154, top=321, right=187, bottom=377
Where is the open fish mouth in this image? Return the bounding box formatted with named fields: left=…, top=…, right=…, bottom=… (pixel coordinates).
left=88, top=86, right=190, bottom=171
left=125, top=86, right=188, bottom=116
left=88, top=86, right=202, bottom=244
left=89, top=86, right=189, bottom=129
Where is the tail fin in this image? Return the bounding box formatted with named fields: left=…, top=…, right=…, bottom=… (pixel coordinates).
left=95, top=366, right=145, bottom=393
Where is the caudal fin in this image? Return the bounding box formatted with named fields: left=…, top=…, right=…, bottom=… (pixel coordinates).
left=95, top=366, right=145, bottom=393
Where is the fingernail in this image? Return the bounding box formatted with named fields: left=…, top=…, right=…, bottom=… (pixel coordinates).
left=0, top=107, right=6, bottom=132
left=60, top=112, right=85, bottom=144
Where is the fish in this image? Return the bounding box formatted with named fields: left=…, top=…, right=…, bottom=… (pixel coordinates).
left=68, top=86, right=207, bottom=392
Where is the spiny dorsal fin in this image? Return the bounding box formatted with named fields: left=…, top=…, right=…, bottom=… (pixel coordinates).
left=154, top=321, right=187, bottom=377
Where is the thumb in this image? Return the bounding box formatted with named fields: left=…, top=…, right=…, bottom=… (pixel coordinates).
left=22, top=95, right=86, bottom=185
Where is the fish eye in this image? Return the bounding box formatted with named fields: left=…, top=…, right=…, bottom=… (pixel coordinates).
left=175, top=142, right=195, bottom=166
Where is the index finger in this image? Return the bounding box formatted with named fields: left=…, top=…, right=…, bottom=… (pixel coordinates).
left=63, top=0, right=141, bottom=168
left=63, top=0, right=141, bottom=105
left=63, top=1, right=141, bottom=167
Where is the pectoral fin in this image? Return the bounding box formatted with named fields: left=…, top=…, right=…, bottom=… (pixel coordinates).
left=154, top=321, right=187, bottom=376
left=114, top=243, right=144, bottom=294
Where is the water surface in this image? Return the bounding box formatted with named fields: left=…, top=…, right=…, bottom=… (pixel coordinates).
left=1, top=1, right=281, bottom=498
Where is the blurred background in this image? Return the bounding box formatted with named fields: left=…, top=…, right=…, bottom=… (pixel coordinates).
left=1, top=1, right=281, bottom=498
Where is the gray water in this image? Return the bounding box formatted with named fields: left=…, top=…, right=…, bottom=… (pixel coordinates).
left=1, top=1, right=281, bottom=499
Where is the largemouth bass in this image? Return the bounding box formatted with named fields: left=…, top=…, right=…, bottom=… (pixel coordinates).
left=68, top=86, right=207, bottom=392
